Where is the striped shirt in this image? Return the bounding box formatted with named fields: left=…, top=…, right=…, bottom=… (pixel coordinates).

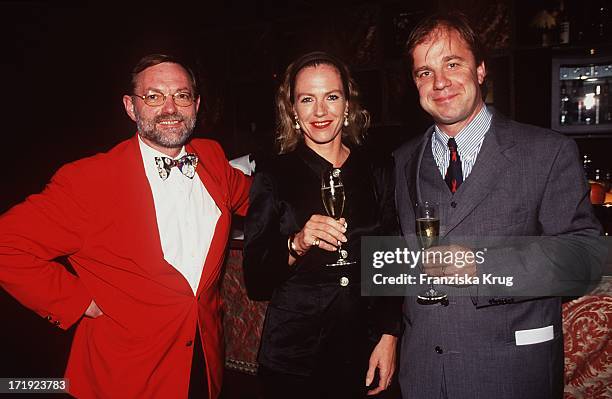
left=432, top=105, right=492, bottom=180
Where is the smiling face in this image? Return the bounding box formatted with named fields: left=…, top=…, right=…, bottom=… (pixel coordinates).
left=293, top=64, right=348, bottom=150
left=411, top=27, right=486, bottom=136
left=123, top=62, right=200, bottom=157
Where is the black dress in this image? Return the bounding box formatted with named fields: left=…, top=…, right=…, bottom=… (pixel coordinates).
left=244, top=144, right=401, bottom=399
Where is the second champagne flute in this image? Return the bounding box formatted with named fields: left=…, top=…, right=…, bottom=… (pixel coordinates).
left=415, top=201, right=447, bottom=303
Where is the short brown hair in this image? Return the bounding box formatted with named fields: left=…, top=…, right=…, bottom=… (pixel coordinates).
left=130, top=54, right=198, bottom=95
left=405, top=11, right=485, bottom=71
left=275, top=51, right=370, bottom=154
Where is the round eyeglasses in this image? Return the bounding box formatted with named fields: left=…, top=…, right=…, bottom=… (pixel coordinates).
left=132, top=91, right=195, bottom=107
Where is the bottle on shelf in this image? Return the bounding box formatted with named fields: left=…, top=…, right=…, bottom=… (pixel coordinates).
left=595, top=84, right=601, bottom=125
left=576, top=79, right=585, bottom=124
left=560, top=80, right=569, bottom=124
left=568, top=80, right=579, bottom=124
left=557, top=0, right=570, bottom=44
left=601, top=79, right=611, bottom=123
left=583, top=83, right=600, bottom=125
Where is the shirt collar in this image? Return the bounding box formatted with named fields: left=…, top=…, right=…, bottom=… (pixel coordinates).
left=433, top=105, right=492, bottom=156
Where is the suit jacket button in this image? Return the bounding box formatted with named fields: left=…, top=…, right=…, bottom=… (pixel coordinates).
left=435, top=346, right=443, bottom=354
left=340, top=277, right=349, bottom=287
left=54, top=320, right=61, bottom=326
left=450, top=201, right=457, bottom=208
left=186, top=340, right=193, bottom=347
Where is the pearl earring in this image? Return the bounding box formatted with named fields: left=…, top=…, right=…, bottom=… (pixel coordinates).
left=294, top=115, right=301, bottom=130
left=343, top=112, right=349, bottom=127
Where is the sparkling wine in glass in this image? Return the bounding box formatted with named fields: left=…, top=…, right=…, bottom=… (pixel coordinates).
left=321, top=180, right=345, bottom=220
left=321, top=168, right=354, bottom=266
left=415, top=201, right=447, bottom=303
left=416, top=217, right=440, bottom=250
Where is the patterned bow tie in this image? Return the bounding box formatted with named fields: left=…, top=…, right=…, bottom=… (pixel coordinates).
left=154, top=153, right=198, bottom=180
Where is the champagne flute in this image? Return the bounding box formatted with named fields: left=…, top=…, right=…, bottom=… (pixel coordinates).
left=321, top=168, right=355, bottom=266
left=415, top=201, right=447, bottom=303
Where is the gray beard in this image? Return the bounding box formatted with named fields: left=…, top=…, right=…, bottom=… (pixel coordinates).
left=135, top=112, right=196, bottom=148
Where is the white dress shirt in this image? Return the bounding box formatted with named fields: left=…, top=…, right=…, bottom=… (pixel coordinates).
left=138, top=137, right=220, bottom=294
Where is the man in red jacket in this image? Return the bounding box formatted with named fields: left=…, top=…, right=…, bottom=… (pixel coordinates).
left=0, top=54, right=251, bottom=398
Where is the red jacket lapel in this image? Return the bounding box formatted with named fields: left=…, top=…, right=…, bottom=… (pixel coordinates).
left=110, top=135, right=193, bottom=295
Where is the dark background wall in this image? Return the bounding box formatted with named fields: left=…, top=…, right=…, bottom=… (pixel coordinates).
left=1, top=0, right=611, bottom=389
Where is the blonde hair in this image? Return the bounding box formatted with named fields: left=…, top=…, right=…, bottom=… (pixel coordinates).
left=275, top=51, right=370, bottom=154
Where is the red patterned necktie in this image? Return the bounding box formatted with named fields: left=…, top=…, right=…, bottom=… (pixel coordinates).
left=444, top=138, right=463, bottom=193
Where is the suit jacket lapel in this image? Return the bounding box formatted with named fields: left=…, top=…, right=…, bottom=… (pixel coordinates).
left=403, top=129, right=432, bottom=211
left=394, top=129, right=432, bottom=237
left=402, top=153, right=418, bottom=215
left=112, top=135, right=193, bottom=295
left=443, top=115, right=516, bottom=236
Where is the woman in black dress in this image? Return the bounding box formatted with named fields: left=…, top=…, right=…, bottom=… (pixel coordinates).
left=244, top=51, right=401, bottom=399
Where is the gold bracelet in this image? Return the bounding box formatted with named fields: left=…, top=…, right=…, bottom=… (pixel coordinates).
left=287, top=234, right=301, bottom=258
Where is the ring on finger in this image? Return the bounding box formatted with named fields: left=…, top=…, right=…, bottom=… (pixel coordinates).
left=312, top=237, right=320, bottom=247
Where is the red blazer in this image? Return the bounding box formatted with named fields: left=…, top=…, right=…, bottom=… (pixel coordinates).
left=0, top=135, right=251, bottom=398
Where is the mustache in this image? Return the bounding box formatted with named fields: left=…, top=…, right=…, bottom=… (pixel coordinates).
left=154, top=114, right=184, bottom=123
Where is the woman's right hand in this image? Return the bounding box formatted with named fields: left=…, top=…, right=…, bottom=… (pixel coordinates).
left=292, top=215, right=347, bottom=255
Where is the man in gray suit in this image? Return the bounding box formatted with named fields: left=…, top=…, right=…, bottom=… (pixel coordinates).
left=393, top=12, right=604, bottom=399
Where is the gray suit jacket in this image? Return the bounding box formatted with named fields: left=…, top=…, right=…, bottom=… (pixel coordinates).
left=393, top=112, right=603, bottom=399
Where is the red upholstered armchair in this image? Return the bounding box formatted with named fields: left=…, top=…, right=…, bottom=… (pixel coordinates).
left=563, top=277, right=612, bottom=399
left=221, top=245, right=267, bottom=375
